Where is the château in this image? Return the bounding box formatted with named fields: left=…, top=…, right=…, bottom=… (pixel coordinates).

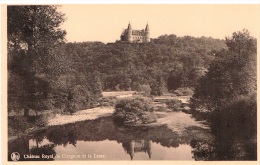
left=120, top=22, right=150, bottom=43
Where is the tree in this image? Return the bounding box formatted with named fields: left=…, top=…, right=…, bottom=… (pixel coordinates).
left=167, top=63, right=184, bottom=91
left=191, top=29, right=256, bottom=112
left=226, top=29, right=256, bottom=56
left=190, top=30, right=257, bottom=145
left=151, top=76, right=166, bottom=96
left=45, top=43, right=103, bottom=114
left=8, top=5, right=66, bottom=116
left=188, top=67, right=207, bottom=87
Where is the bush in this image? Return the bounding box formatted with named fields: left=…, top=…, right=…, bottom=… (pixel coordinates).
left=8, top=116, right=31, bottom=136
left=97, top=96, right=117, bottom=107
left=166, top=99, right=182, bottom=111
left=210, top=93, right=256, bottom=138
left=137, top=84, right=151, bottom=96
left=171, top=87, right=194, bottom=96
left=64, top=101, right=77, bottom=114
left=27, top=114, right=50, bottom=127
left=156, top=106, right=167, bottom=112
left=34, top=115, right=49, bottom=127
left=113, top=97, right=157, bottom=126
left=140, top=111, right=157, bottom=124
left=8, top=113, right=53, bottom=137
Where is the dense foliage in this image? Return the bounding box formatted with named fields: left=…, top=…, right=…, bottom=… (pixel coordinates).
left=8, top=5, right=67, bottom=116
left=166, top=99, right=182, bottom=111
left=7, top=5, right=228, bottom=129
left=8, top=6, right=102, bottom=116
left=190, top=29, right=257, bottom=137
left=113, top=98, right=156, bottom=126
left=52, top=35, right=226, bottom=95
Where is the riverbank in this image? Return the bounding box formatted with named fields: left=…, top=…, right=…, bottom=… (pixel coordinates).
left=8, top=106, right=115, bottom=141
left=48, top=106, right=115, bottom=126
left=8, top=91, right=192, bottom=141
left=151, top=111, right=210, bottom=132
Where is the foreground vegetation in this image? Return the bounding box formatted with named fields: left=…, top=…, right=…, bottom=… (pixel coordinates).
left=190, top=29, right=257, bottom=138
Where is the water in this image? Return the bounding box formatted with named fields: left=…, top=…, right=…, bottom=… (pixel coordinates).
left=8, top=112, right=256, bottom=161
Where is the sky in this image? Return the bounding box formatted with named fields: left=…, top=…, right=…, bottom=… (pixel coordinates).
left=60, top=4, right=259, bottom=43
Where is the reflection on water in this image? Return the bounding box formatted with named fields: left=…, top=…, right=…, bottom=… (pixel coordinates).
left=122, top=140, right=152, bottom=160
left=8, top=112, right=257, bottom=161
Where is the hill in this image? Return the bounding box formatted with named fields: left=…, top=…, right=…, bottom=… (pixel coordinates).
left=55, top=34, right=227, bottom=92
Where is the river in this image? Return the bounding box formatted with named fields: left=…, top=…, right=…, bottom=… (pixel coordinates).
left=8, top=111, right=256, bottom=161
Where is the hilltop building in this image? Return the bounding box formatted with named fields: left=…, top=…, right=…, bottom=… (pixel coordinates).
left=120, top=22, right=150, bottom=43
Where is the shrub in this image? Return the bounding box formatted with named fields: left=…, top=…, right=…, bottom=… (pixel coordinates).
left=172, top=87, right=194, bottom=96
left=156, top=106, right=167, bottom=112
left=113, top=97, right=157, bottom=126
left=137, top=84, right=151, bottom=96
left=27, top=114, right=50, bottom=127
left=166, top=99, right=182, bottom=111
left=210, top=93, right=256, bottom=138
left=140, top=112, right=157, bottom=124
left=8, top=116, right=31, bottom=136
left=34, top=115, right=49, bottom=127
left=64, top=101, right=77, bottom=114
left=115, top=84, right=120, bottom=91
left=97, top=96, right=117, bottom=107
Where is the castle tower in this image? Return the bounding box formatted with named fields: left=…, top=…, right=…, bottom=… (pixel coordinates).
left=120, top=22, right=150, bottom=43
left=145, top=23, right=150, bottom=43
left=127, top=22, right=132, bottom=42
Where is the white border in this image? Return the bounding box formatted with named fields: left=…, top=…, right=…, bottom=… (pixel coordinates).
left=1, top=1, right=260, bottom=165
left=1, top=0, right=260, bottom=4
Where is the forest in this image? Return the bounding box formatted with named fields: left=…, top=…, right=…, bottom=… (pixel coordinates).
left=7, top=6, right=228, bottom=115
left=8, top=30, right=228, bottom=114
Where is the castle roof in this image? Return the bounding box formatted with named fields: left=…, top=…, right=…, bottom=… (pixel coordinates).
left=127, top=22, right=132, bottom=29
left=132, top=30, right=145, bottom=36
left=145, top=23, right=149, bottom=30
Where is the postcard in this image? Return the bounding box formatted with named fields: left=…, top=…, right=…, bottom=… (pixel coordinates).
left=2, top=3, right=260, bottom=165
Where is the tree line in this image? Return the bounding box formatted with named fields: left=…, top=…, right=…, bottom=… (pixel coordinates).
left=55, top=35, right=226, bottom=92
left=8, top=5, right=228, bottom=116
left=191, top=29, right=257, bottom=138
left=8, top=5, right=101, bottom=117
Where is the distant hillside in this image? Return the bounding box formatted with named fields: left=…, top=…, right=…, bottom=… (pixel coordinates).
left=54, top=34, right=227, bottom=92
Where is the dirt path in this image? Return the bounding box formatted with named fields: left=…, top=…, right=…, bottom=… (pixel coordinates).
left=102, top=91, right=136, bottom=98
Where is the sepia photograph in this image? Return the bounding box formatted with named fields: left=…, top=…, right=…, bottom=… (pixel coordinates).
left=2, top=2, right=259, bottom=163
